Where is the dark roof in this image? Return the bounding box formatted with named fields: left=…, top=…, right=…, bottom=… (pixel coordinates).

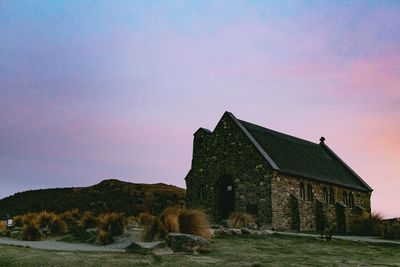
left=226, top=112, right=372, bottom=192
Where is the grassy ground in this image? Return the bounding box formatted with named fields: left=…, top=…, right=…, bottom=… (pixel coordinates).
left=0, top=234, right=399, bottom=267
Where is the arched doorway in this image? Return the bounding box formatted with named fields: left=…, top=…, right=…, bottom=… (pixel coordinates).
left=217, top=175, right=235, bottom=220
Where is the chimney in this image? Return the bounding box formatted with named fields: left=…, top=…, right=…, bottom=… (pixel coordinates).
left=319, top=136, right=326, bottom=144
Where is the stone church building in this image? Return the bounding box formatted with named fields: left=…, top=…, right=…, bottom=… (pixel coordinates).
left=185, top=112, right=373, bottom=232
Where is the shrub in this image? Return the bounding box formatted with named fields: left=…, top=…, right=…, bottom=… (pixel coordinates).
left=178, top=208, right=211, bottom=240
left=79, top=211, right=97, bottom=229
left=137, top=212, right=156, bottom=226
left=351, top=211, right=383, bottom=236
left=13, top=215, right=25, bottom=227
left=227, top=212, right=255, bottom=229
left=48, top=215, right=68, bottom=235
left=97, top=212, right=127, bottom=236
left=38, top=211, right=57, bottom=228
left=21, top=221, right=41, bottom=241
left=384, top=220, right=400, bottom=240
left=97, top=229, right=114, bottom=245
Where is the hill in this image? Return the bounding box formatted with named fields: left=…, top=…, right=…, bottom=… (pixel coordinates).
left=0, top=179, right=186, bottom=217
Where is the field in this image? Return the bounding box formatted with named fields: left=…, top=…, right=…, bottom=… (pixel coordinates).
left=0, top=234, right=399, bottom=267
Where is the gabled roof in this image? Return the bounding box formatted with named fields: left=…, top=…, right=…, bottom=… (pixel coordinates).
left=225, top=112, right=372, bottom=192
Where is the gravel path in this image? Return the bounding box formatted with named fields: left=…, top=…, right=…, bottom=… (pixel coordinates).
left=0, top=226, right=143, bottom=252
left=0, top=237, right=124, bottom=252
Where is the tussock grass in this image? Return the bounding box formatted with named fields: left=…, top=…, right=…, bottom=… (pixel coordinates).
left=13, top=215, right=25, bottom=227
left=21, top=220, right=41, bottom=241
left=38, top=211, right=57, bottom=228
left=48, top=215, right=67, bottom=235
left=0, top=221, right=6, bottom=231
left=141, top=206, right=211, bottom=242
left=227, top=212, right=255, bottom=229
left=79, top=211, right=97, bottom=229
left=97, top=229, right=114, bottom=245
left=97, top=212, right=127, bottom=236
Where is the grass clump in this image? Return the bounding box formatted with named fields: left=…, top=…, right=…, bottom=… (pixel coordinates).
left=13, top=215, right=25, bottom=227
left=79, top=211, right=97, bottom=229
left=227, top=212, right=255, bottom=229
left=141, top=206, right=211, bottom=242
left=21, top=220, right=41, bottom=241
left=97, top=212, right=127, bottom=236
left=350, top=211, right=383, bottom=236
left=38, top=211, right=57, bottom=228
left=48, top=215, right=68, bottom=235
left=0, top=221, right=6, bottom=231
left=97, top=229, right=114, bottom=245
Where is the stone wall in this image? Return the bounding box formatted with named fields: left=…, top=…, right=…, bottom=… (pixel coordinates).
left=186, top=113, right=273, bottom=225
left=271, top=173, right=371, bottom=231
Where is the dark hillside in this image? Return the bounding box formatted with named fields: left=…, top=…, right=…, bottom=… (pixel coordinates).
left=0, top=179, right=186, bottom=217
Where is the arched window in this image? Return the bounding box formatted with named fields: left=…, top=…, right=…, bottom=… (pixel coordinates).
left=307, top=184, right=313, bottom=201
left=349, top=192, right=354, bottom=208
left=343, top=191, right=348, bottom=206
left=329, top=188, right=335, bottom=204
left=323, top=187, right=328, bottom=203
left=299, top=183, right=305, bottom=200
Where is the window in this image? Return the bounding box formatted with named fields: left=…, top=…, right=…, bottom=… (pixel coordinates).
left=329, top=188, right=335, bottom=204
left=307, top=184, right=313, bottom=201
left=343, top=191, right=348, bottom=206
left=323, top=187, right=329, bottom=203
left=349, top=192, right=354, bottom=208
left=299, top=183, right=305, bottom=200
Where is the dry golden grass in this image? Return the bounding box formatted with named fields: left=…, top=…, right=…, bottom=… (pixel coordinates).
left=160, top=206, right=181, bottom=233
left=21, top=220, right=41, bottom=241
left=38, top=211, right=57, bottom=228
left=141, top=206, right=211, bottom=241
left=0, top=221, right=6, bottom=231
left=97, top=212, right=127, bottom=236
left=60, top=208, right=81, bottom=221
left=141, top=218, right=168, bottom=242
left=227, top=212, right=255, bottom=229
left=178, top=208, right=211, bottom=240
left=137, top=212, right=156, bottom=226
left=97, top=229, right=114, bottom=245
left=13, top=215, right=25, bottom=227
left=79, top=211, right=97, bottom=229
left=48, top=215, right=68, bottom=235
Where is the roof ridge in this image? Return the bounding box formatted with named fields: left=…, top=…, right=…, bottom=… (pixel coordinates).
left=238, top=119, right=319, bottom=146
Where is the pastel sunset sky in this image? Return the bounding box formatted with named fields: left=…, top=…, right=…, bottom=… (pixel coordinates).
left=1, top=1, right=399, bottom=218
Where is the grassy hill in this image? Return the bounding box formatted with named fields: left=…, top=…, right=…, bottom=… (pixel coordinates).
left=0, top=179, right=186, bottom=217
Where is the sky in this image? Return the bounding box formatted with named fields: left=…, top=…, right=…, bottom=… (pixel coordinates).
left=0, top=1, right=399, bottom=218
